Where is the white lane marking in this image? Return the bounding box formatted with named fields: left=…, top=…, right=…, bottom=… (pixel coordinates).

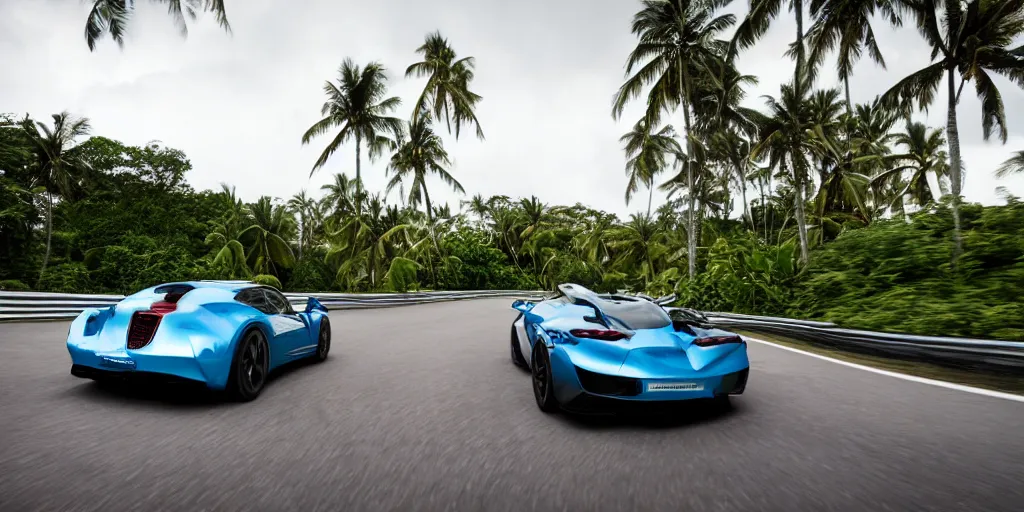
left=744, top=336, right=1024, bottom=403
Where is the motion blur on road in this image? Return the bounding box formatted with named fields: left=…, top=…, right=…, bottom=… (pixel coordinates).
left=1, top=298, right=1022, bottom=511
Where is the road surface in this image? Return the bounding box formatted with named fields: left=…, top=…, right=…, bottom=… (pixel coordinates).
left=1, top=298, right=1022, bottom=511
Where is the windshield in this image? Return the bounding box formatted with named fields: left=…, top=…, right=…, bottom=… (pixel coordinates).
left=598, top=297, right=671, bottom=330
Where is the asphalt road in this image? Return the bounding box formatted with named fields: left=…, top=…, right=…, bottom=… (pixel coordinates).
left=1, top=298, right=1022, bottom=512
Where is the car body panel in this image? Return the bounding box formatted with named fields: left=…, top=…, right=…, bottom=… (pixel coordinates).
left=67, top=281, right=329, bottom=390
left=511, top=284, right=750, bottom=410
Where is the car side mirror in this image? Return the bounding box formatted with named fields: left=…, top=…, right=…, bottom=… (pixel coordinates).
left=512, top=299, right=534, bottom=313
left=304, top=297, right=328, bottom=314
left=655, top=293, right=677, bottom=306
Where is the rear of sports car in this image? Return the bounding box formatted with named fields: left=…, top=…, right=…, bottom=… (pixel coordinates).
left=66, top=285, right=241, bottom=390
left=545, top=326, right=749, bottom=413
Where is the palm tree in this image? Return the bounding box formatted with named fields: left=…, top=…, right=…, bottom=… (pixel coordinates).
left=287, top=189, right=316, bottom=260
left=302, top=59, right=405, bottom=214
left=607, top=214, right=671, bottom=287
left=708, top=130, right=757, bottom=226
left=406, top=31, right=485, bottom=140
left=805, top=0, right=903, bottom=111
left=994, top=150, right=1024, bottom=178
left=620, top=119, right=683, bottom=216
left=20, top=112, right=92, bottom=285
left=461, top=193, right=491, bottom=225
left=872, top=122, right=950, bottom=211
left=240, top=197, right=296, bottom=276
left=205, top=221, right=249, bottom=279
left=752, top=82, right=816, bottom=264
left=84, top=0, right=231, bottom=51
left=385, top=111, right=465, bottom=224
left=612, top=0, right=735, bottom=278
left=385, top=111, right=464, bottom=287
left=326, top=195, right=407, bottom=290
left=882, top=0, right=1024, bottom=266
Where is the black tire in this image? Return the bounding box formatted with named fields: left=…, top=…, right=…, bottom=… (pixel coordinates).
left=228, top=328, right=270, bottom=402
left=510, top=316, right=528, bottom=369
left=314, top=317, right=331, bottom=362
left=531, top=342, right=559, bottom=413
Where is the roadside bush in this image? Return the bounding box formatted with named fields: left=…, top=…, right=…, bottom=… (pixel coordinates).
left=252, top=274, right=283, bottom=289
left=0, top=279, right=30, bottom=291
left=286, top=257, right=332, bottom=292
left=37, top=263, right=92, bottom=293
left=794, top=200, right=1024, bottom=340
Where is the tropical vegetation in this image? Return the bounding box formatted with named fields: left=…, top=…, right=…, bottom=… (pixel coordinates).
left=3, top=1, right=1023, bottom=342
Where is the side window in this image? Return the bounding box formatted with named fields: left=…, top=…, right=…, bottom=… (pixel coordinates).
left=236, top=288, right=274, bottom=315
left=263, top=288, right=294, bottom=315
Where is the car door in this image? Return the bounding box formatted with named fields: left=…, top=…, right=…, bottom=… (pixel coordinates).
left=260, top=287, right=314, bottom=361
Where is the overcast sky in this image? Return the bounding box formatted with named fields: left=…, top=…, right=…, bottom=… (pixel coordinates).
left=2, top=0, right=1023, bottom=219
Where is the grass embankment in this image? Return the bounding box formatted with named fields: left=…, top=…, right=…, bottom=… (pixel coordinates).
left=735, top=329, right=1024, bottom=396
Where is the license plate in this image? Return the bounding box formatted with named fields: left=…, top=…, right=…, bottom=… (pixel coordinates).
left=100, top=357, right=136, bottom=369
left=647, top=381, right=703, bottom=392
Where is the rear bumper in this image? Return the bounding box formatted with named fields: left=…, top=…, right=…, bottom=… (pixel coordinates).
left=553, top=358, right=750, bottom=410
left=70, top=364, right=207, bottom=387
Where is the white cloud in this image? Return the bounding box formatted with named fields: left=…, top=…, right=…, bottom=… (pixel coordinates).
left=2, top=0, right=1022, bottom=220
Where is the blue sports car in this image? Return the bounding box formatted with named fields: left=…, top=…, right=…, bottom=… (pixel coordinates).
left=510, top=284, right=749, bottom=413
left=66, top=281, right=331, bottom=401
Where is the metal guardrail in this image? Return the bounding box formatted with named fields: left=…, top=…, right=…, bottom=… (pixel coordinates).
left=4, top=290, right=1022, bottom=374
left=0, top=289, right=546, bottom=322
left=703, top=311, right=1024, bottom=374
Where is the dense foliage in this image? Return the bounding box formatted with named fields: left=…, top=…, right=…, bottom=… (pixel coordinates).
left=4, top=0, right=1024, bottom=342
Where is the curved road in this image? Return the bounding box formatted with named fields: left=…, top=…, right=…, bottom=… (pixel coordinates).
left=1, top=298, right=1022, bottom=511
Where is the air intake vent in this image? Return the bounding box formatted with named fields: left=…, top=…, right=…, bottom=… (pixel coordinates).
left=127, top=312, right=161, bottom=349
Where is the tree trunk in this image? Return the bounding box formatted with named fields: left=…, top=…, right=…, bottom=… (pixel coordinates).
left=794, top=0, right=805, bottom=87
left=647, top=179, right=654, bottom=218
left=422, top=181, right=439, bottom=288
left=946, top=67, right=964, bottom=268
left=681, top=62, right=697, bottom=279
left=297, top=213, right=304, bottom=261
left=739, top=165, right=750, bottom=228
left=791, top=157, right=811, bottom=265
left=355, top=133, right=363, bottom=217
left=758, top=174, right=768, bottom=241
left=792, top=0, right=810, bottom=265
left=38, top=190, right=53, bottom=288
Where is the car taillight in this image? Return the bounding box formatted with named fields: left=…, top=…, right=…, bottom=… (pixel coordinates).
left=127, top=312, right=162, bottom=349
left=570, top=329, right=629, bottom=341
left=693, top=335, right=743, bottom=347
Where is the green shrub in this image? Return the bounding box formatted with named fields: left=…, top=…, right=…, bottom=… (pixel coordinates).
left=286, top=257, right=332, bottom=292
left=37, top=263, right=92, bottom=293
left=0, top=279, right=30, bottom=291
left=252, top=274, right=283, bottom=289
left=385, top=257, right=421, bottom=292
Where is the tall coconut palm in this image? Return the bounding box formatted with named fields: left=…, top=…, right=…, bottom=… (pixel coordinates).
left=20, top=112, right=92, bottom=286
left=84, top=0, right=231, bottom=51
left=385, top=111, right=465, bottom=224
left=872, top=121, right=950, bottom=211
left=994, top=150, right=1024, bottom=178
left=620, top=119, right=684, bottom=216
left=612, top=0, right=736, bottom=278
left=752, top=82, right=817, bottom=264
left=302, top=59, right=405, bottom=214
left=882, top=0, right=1024, bottom=266
left=406, top=31, right=485, bottom=140
left=287, top=189, right=316, bottom=260
left=805, top=0, right=903, bottom=111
